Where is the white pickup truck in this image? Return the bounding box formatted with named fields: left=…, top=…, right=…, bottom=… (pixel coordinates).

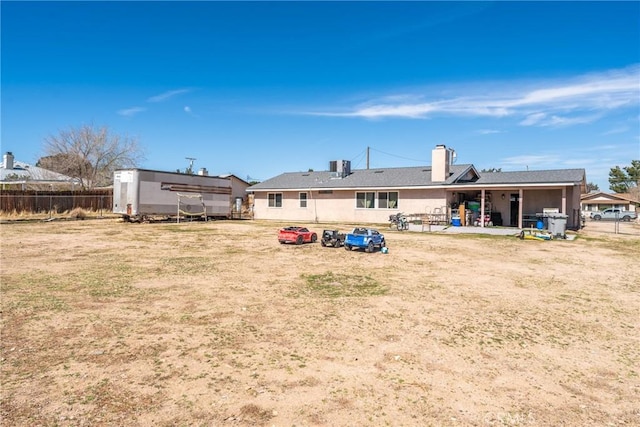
left=589, top=208, right=637, bottom=221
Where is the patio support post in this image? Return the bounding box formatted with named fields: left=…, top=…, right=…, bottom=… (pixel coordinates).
left=480, top=188, right=486, bottom=228
left=518, top=189, right=524, bottom=229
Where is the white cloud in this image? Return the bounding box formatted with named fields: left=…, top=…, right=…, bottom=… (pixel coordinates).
left=117, top=107, right=146, bottom=117
left=519, top=113, right=547, bottom=126
left=183, top=105, right=200, bottom=118
left=601, top=126, right=629, bottom=135
left=512, top=67, right=639, bottom=110
left=583, top=144, right=619, bottom=152
left=476, top=129, right=503, bottom=135
left=306, top=64, right=640, bottom=127
left=345, top=103, right=436, bottom=119
left=520, top=113, right=602, bottom=127
left=147, top=89, right=191, bottom=103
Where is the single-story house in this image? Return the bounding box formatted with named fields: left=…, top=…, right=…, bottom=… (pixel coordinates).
left=247, top=145, right=587, bottom=230
left=0, top=151, right=81, bottom=189
left=581, top=192, right=639, bottom=213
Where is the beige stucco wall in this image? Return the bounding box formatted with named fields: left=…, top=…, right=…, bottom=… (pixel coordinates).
left=522, top=185, right=582, bottom=228
left=252, top=188, right=448, bottom=224
left=522, top=189, right=563, bottom=214
left=252, top=185, right=584, bottom=229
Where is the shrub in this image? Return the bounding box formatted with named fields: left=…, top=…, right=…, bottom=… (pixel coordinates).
left=69, top=207, right=87, bottom=219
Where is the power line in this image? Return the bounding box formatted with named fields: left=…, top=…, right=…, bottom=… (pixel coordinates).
left=349, top=148, right=368, bottom=169
left=368, top=147, right=427, bottom=165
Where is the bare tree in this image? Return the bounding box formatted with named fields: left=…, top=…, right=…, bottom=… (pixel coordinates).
left=40, top=124, right=145, bottom=189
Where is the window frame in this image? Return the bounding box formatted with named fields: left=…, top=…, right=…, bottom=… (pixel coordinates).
left=355, top=191, right=376, bottom=209
left=268, top=192, right=283, bottom=208
left=378, top=191, right=399, bottom=209
left=299, top=192, right=308, bottom=208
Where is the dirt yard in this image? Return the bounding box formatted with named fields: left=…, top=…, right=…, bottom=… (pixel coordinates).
left=1, top=218, right=639, bottom=426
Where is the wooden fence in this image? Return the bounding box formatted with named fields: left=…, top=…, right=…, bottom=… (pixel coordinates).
left=0, top=190, right=113, bottom=214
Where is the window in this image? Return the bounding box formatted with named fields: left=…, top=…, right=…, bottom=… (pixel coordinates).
left=299, top=192, right=307, bottom=208
left=268, top=193, right=282, bottom=208
left=356, top=192, right=375, bottom=209
left=378, top=191, right=398, bottom=209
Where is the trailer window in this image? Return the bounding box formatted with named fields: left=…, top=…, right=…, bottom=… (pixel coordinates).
left=268, top=193, right=282, bottom=208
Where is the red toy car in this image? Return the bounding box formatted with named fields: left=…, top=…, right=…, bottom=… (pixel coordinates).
left=278, top=226, right=318, bottom=245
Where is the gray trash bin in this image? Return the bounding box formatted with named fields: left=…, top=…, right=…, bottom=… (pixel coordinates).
left=546, top=213, right=568, bottom=238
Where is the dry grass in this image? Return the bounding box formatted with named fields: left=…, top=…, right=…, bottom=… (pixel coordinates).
left=1, top=218, right=639, bottom=426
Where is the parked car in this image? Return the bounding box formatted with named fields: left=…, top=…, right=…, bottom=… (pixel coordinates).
left=321, top=229, right=346, bottom=248
left=589, top=208, right=637, bottom=221
left=278, top=226, right=318, bottom=245
left=344, top=227, right=385, bottom=253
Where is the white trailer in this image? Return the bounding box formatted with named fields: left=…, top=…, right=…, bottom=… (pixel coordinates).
left=113, top=168, right=232, bottom=221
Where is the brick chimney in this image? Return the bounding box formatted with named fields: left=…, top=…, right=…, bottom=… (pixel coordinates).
left=431, top=145, right=450, bottom=182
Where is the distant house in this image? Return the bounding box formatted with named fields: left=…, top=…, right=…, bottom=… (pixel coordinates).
left=0, top=152, right=80, bottom=189
left=247, top=145, right=587, bottom=230
left=581, top=192, right=639, bottom=213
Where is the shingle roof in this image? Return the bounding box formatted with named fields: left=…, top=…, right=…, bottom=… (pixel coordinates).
left=248, top=165, right=586, bottom=191
left=475, top=169, right=586, bottom=185
left=0, top=160, right=77, bottom=182
left=249, top=164, right=475, bottom=191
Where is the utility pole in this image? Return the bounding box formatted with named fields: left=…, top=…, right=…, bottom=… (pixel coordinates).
left=185, top=157, right=196, bottom=174
left=366, top=146, right=370, bottom=169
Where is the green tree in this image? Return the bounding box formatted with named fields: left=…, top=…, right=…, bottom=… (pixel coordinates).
left=481, top=167, right=502, bottom=172
left=608, top=160, right=640, bottom=193
left=41, top=124, right=145, bottom=189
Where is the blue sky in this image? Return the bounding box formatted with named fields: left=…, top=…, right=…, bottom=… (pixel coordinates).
left=2, top=1, right=639, bottom=190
